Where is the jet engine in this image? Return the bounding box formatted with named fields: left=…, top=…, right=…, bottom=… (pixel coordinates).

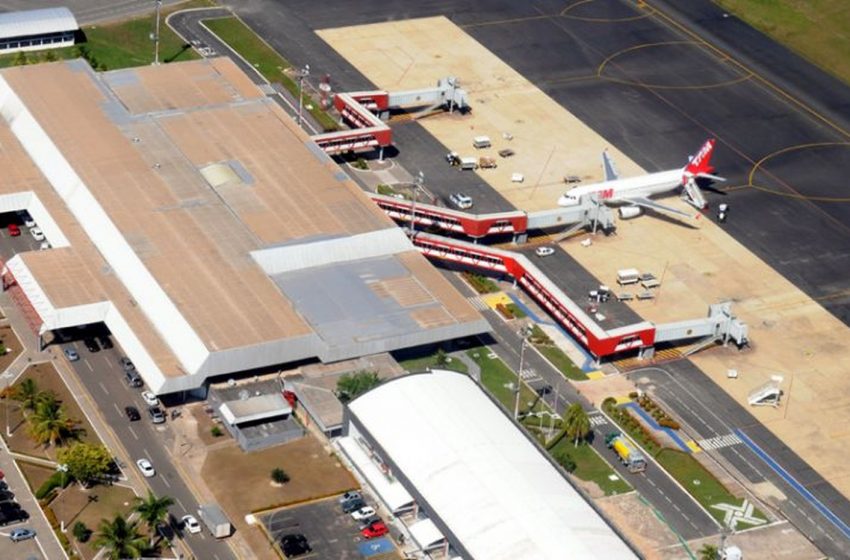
left=618, top=206, right=642, bottom=219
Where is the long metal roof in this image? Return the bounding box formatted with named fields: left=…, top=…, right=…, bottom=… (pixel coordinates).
left=0, top=8, right=78, bottom=39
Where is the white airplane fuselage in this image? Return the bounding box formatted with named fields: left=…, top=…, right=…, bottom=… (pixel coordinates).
left=558, top=168, right=683, bottom=207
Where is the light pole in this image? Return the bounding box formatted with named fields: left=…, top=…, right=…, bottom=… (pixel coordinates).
left=151, top=0, right=162, bottom=65
left=409, top=171, right=424, bottom=237
left=297, top=64, right=310, bottom=127
left=514, top=326, right=533, bottom=421
left=57, top=463, right=69, bottom=532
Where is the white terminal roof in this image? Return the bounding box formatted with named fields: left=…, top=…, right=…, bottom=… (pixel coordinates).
left=0, top=7, right=78, bottom=39
left=348, top=370, right=637, bottom=560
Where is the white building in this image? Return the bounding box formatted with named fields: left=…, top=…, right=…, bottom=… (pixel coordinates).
left=340, top=370, right=638, bottom=560
left=0, top=8, right=78, bottom=54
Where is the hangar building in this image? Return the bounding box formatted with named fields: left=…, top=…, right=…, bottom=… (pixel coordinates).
left=340, top=370, right=638, bottom=559
left=0, top=58, right=488, bottom=394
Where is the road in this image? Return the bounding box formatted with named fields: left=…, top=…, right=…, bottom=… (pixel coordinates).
left=633, top=363, right=850, bottom=558
left=0, top=0, right=186, bottom=25
left=59, top=338, right=237, bottom=560
left=441, top=271, right=718, bottom=540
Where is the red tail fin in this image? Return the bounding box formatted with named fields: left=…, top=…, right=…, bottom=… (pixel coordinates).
left=685, top=139, right=716, bottom=175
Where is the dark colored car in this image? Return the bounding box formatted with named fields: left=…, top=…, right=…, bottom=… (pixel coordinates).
left=97, top=335, right=113, bottom=349
left=125, top=406, right=141, bottom=422
left=119, top=357, right=135, bottom=372
left=341, top=499, right=366, bottom=514
left=280, top=533, right=311, bottom=557
left=148, top=406, right=166, bottom=424
left=125, top=369, right=143, bottom=388
left=0, top=489, right=14, bottom=500
left=0, top=510, right=28, bottom=527
left=535, top=385, right=553, bottom=397
left=83, top=338, right=100, bottom=353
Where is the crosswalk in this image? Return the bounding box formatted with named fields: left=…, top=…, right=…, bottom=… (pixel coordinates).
left=697, top=433, right=743, bottom=450
left=468, top=296, right=489, bottom=311
left=589, top=415, right=608, bottom=428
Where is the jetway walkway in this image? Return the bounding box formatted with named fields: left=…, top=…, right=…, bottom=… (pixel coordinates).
left=411, top=232, right=748, bottom=360
left=368, top=193, right=615, bottom=241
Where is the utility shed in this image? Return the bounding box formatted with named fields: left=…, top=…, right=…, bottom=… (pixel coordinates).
left=0, top=7, right=78, bottom=54
left=343, top=370, right=638, bottom=560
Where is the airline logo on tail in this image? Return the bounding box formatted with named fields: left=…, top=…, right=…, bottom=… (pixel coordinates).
left=685, top=139, right=716, bottom=176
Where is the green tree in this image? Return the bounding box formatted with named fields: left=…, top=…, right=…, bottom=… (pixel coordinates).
left=11, top=378, right=41, bottom=411
left=26, top=396, right=84, bottom=447
left=271, top=467, right=290, bottom=484
left=553, top=449, right=577, bottom=473
left=564, top=403, right=591, bottom=447
left=698, top=543, right=719, bottom=560
left=72, top=520, right=91, bottom=543
left=93, top=515, right=148, bottom=560
left=57, top=443, right=113, bottom=487
left=336, top=370, right=381, bottom=403
left=435, top=348, right=448, bottom=366
left=133, top=491, right=175, bottom=547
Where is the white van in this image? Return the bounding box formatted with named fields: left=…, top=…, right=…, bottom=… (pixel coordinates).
left=472, top=135, right=491, bottom=149
left=459, top=157, right=478, bottom=170
left=617, top=268, right=641, bottom=286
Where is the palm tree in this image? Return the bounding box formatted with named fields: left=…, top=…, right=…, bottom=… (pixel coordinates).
left=26, top=397, right=84, bottom=447
left=698, top=543, right=719, bottom=560
left=564, top=403, right=591, bottom=447
left=133, top=491, right=175, bottom=547
left=11, top=378, right=41, bottom=411
left=93, top=515, right=148, bottom=560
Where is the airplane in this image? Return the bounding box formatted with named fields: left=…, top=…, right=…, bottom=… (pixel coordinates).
left=557, top=139, right=725, bottom=220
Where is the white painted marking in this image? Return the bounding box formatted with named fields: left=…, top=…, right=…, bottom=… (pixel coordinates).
left=128, top=427, right=139, bottom=440
left=98, top=381, right=109, bottom=395
left=84, top=358, right=93, bottom=372
left=162, top=476, right=171, bottom=488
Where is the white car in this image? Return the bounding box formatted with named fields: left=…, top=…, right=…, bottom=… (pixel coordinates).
left=30, top=227, right=45, bottom=241
left=136, top=458, right=155, bottom=478
left=24, top=218, right=36, bottom=228
left=181, top=514, right=201, bottom=534
left=141, top=391, right=159, bottom=407
left=350, top=506, right=377, bottom=521
left=535, top=246, right=555, bottom=257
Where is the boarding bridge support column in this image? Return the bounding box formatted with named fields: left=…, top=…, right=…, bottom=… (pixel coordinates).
left=638, top=346, right=655, bottom=360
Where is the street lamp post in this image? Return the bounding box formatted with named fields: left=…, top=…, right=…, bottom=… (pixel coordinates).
left=57, top=463, right=69, bottom=532
left=297, top=64, right=310, bottom=127
left=409, top=171, right=424, bottom=237
left=514, top=326, right=533, bottom=421
left=152, top=0, right=162, bottom=65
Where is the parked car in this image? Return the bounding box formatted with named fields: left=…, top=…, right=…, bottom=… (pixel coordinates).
left=39, top=241, right=50, bottom=250
left=361, top=520, right=389, bottom=539
left=338, top=491, right=362, bottom=504
left=181, top=514, right=201, bottom=534
left=350, top=506, right=377, bottom=521
left=142, top=391, right=159, bottom=407
left=281, top=533, right=312, bottom=556
left=124, top=368, right=143, bottom=388
left=23, top=217, right=36, bottom=228
left=83, top=338, right=100, bottom=353
left=97, top=335, right=113, bottom=350
left=136, top=458, right=155, bottom=478
left=148, top=406, right=166, bottom=424
left=341, top=499, right=366, bottom=514
left=125, top=406, right=141, bottom=422
left=119, top=357, right=136, bottom=372
left=29, top=227, right=45, bottom=241
left=535, top=246, right=555, bottom=257
left=7, top=224, right=20, bottom=237
left=449, top=193, right=473, bottom=210
left=9, top=527, right=36, bottom=542
left=0, top=510, right=28, bottom=527
left=498, top=148, right=515, bottom=158
left=63, top=348, right=80, bottom=362
left=0, top=490, right=15, bottom=501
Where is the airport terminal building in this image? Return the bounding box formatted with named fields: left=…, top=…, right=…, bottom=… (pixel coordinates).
left=0, top=58, right=488, bottom=394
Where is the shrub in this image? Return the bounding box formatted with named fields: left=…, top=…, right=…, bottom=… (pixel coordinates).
left=354, top=158, right=369, bottom=170
left=628, top=391, right=639, bottom=399
left=602, top=397, right=617, bottom=410
left=211, top=425, right=224, bottom=438
left=553, top=450, right=577, bottom=473
left=659, top=418, right=681, bottom=430
left=73, top=521, right=91, bottom=543
left=36, top=470, right=71, bottom=500
left=271, top=468, right=290, bottom=484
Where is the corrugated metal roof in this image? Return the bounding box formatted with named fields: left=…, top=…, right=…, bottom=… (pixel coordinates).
left=0, top=8, right=78, bottom=40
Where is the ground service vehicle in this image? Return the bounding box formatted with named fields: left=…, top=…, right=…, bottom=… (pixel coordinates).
left=198, top=504, right=232, bottom=538
left=605, top=432, right=647, bottom=473
left=616, top=268, right=641, bottom=286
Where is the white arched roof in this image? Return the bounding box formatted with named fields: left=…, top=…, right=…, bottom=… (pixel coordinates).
left=348, top=370, right=637, bottom=560
left=0, top=8, right=78, bottom=39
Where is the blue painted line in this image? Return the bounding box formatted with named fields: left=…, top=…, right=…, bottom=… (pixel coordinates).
left=734, top=429, right=850, bottom=540
left=625, top=403, right=691, bottom=452
left=506, top=293, right=545, bottom=323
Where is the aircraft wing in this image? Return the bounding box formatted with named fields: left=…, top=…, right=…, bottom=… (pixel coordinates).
left=620, top=196, right=700, bottom=220
left=602, top=150, right=619, bottom=182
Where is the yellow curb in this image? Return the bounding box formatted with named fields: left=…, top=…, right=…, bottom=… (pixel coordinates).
left=482, top=292, right=511, bottom=308
left=586, top=371, right=605, bottom=380
left=613, top=396, right=633, bottom=405
left=686, top=440, right=702, bottom=453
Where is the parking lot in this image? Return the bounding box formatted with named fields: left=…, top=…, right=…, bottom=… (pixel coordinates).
left=261, top=496, right=397, bottom=559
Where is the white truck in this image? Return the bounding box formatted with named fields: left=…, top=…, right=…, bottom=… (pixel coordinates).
left=198, top=504, right=232, bottom=539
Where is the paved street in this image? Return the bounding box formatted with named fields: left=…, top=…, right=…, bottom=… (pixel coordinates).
left=57, top=337, right=237, bottom=560
left=0, top=1, right=186, bottom=25
left=635, top=364, right=850, bottom=558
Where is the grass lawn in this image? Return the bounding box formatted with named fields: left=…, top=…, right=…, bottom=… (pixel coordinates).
left=655, top=448, right=766, bottom=525
left=18, top=460, right=55, bottom=493
left=549, top=438, right=631, bottom=496
left=534, top=343, right=587, bottom=381
left=397, top=350, right=468, bottom=374
left=0, top=363, right=98, bottom=461
left=715, top=0, right=850, bottom=85
left=52, top=484, right=137, bottom=559
left=203, top=16, right=338, bottom=131
left=0, top=1, right=209, bottom=70
left=466, top=348, right=549, bottom=418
